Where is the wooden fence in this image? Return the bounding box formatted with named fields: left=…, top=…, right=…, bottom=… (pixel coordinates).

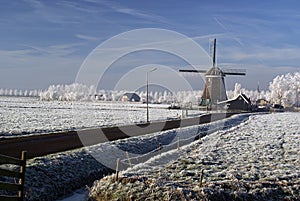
left=0, top=151, right=27, bottom=201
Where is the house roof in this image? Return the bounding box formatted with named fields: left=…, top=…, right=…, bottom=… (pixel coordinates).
left=123, top=92, right=140, bottom=101
left=257, top=98, right=268, bottom=102
left=218, top=93, right=250, bottom=104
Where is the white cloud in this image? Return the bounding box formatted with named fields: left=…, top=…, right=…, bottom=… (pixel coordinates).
left=85, top=0, right=168, bottom=24
left=25, top=0, right=43, bottom=9
left=75, top=34, right=100, bottom=42
left=221, top=45, right=300, bottom=66
left=18, top=43, right=83, bottom=57
left=55, top=1, right=100, bottom=14
left=24, top=0, right=80, bottom=24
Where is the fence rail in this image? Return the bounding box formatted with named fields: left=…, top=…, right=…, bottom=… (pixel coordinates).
left=0, top=151, right=27, bottom=201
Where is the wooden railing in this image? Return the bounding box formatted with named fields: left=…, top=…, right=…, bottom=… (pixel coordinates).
left=0, top=151, right=27, bottom=201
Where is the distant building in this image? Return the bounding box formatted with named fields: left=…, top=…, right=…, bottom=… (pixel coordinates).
left=120, top=92, right=141, bottom=102
left=256, top=98, right=269, bottom=106
left=255, top=98, right=271, bottom=111
left=94, top=94, right=104, bottom=101
left=218, top=93, right=251, bottom=111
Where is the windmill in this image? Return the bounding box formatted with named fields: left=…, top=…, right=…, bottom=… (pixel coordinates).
left=179, top=38, right=246, bottom=109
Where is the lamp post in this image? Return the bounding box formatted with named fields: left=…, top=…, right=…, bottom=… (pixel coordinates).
left=146, top=68, right=157, bottom=123
left=296, top=87, right=299, bottom=108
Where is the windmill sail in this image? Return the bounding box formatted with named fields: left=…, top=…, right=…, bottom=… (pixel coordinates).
left=212, top=38, right=217, bottom=68
left=222, top=69, right=246, bottom=76
left=179, top=69, right=207, bottom=73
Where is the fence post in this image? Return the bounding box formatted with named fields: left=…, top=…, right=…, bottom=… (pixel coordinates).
left=19, top=151, right=27, bottom=200
left=0, top=150, right=27, bottom=200
left=199, top=169, right=204, bottom=188
left=126, top=151, right=132, bottom=167
left=158, top=143, right=162, bottom=155
left=115, top=158, right=120, bottom=181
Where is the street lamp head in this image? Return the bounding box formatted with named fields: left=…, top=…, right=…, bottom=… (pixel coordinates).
left=148, top=67, right=157, bottom=73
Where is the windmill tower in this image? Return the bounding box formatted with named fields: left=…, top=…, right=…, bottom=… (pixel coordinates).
left=179, top=38, right=246, bottom=109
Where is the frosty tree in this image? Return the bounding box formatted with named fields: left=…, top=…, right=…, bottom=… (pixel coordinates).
left=233, top=83, right=242, bottom=97
left=269, top=72, right=300, bottom=107
left=1, top=71, right=299, bottom=108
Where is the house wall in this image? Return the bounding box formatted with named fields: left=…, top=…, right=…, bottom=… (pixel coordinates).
left=227, top=99, right=250, bottom=111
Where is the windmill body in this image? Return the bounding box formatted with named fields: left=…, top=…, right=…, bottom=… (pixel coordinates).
left=200, top=66, right=227, bottom=106
left=179, top=39, right=245, bottom=109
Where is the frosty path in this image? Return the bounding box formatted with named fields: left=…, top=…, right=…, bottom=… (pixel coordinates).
left=90, top=112, right=300, bottom=200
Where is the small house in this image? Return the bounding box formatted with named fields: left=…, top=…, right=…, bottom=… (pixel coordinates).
left=218, top=93, right=251, bottom=111
left=270, top=103, right=284, bottom=112
left=120, top=92, right=141, bottom=102
left=255, top=98, right=271, bottom=112
left=256, top=98, right=269, bottom=106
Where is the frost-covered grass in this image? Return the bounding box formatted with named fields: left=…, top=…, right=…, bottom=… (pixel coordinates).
left=89, top=112, right=300, bottom=201
left=18, top=113, right=249, bottom=201
left=0, top=96, right=201, bottom=137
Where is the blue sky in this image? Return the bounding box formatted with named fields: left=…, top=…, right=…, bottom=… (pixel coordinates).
left=0, top=0, right=300, bottom=91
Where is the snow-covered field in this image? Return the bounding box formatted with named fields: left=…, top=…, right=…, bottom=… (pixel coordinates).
left=89, top=112, right=300, bottom=201
left=2, top=96, right=299, bottom=200
left=0, top=96, right=200, bottom=137
left=6, top=113, right=249, bottom=201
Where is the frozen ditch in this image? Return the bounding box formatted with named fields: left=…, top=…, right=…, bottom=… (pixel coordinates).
left=2, top=113, right=251, bottom=201
left=89, top=112, right=300, bottom=201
